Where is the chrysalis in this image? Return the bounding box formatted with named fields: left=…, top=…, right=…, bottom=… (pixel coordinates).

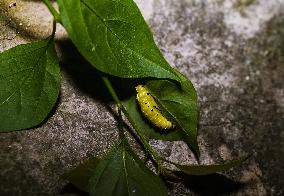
left=135, top=85, right=173, bottom=129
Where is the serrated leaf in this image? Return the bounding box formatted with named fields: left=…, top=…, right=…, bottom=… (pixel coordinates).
left=57, top=0, right=181, bottom=82
left=175, top=156, right=249, bottom=176
left=0, top=38, right=60, bottom=132
left=65, top=142, right=168, bottom=196
left=145, top=80, right=199, bottom=156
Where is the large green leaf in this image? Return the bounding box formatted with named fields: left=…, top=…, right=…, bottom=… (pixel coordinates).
left=0, top=38, right=60, bottom=132
left=175, top=155, right=249, bottom=175
left=57, top=0, right=181, bottom=82
left=64, top=142, right=168, bottom=196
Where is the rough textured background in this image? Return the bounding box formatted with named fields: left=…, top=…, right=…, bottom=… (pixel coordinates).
left=1, top=0, right=284, bottom=195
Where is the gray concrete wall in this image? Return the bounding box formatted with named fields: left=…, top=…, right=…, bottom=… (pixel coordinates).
left=1, top=0, right=284, bottom=195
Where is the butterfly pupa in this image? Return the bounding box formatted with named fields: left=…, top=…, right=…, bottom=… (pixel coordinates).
left=135, top=85, right=173, bottom=130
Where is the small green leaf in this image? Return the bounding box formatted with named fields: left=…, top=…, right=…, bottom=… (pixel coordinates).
left=0, top=38, right=60, bottom=132
left=146, top=80, right=199, bottom=156
left=124, top=96, right=184, bottom=141
left=64, top=142, right=168, bottom=196
left=57, top=0, right=181, bottom=82
left=175, top=156, right=249, bottom=176
left=63, top=158, right=100, bottom=193
left=124, top=79, right=199, bottom=157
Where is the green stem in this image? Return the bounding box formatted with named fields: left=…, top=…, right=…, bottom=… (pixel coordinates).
left=117, top=107, right=125, bottom=140
left=42, top=0, right=61, bottom=23
left=101, top=77, right=165, bottom=173
left=46, top=20, right=56, bottom=42
left=102, top=77, right=122, bottom=109
left=102, top=77, right=124, bottom=139
left=51, top=20, right=57, bottom=38
left=121, top=107, right=165, bottom=173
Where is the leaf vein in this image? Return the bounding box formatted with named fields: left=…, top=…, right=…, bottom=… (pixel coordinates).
left=122, top=148, right=131, bottom=196
left=79, top=0, right=176, bottom=78
left=0, top=67, right=33, bottom=82
left=105, top=27, right=119, bottom=72
left=0, top=45, right=48, bottom=111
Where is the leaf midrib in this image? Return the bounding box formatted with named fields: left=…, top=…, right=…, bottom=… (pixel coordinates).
left=79, top=0, right=176, bottom=78
left=150, top=92, right=196, bottom=139
left=122, top=147, right=131, bottom=196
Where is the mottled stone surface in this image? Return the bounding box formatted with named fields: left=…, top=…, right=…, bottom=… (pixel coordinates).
left=1, top=0, right=284, bottom=195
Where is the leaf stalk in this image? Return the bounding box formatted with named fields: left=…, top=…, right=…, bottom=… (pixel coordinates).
left=42, top=0, right=61, bottom=23
left=101, top=76, right=125, bottom=140
left=101, top=77, right=122, bottom=110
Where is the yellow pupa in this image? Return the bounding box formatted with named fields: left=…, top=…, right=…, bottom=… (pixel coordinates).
left=135, top=85, right=173, bottom=130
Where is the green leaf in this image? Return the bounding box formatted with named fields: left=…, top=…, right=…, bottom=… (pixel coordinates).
left=57, top=0, right=181, bottom=82
left=0, top=38, right=61, bottom=132
left=174, top=70, right=198, bottom=97
left=89, top=142, right=168, bottom=196
left=147, top=80, right=199, bottom=155
left=125, top=96, right=184, bottom=141
left=65, top=142, right=168, bottom=196
left=175, top=156, right=249, bottom=176
left=63, top=158, right=100, bottom=193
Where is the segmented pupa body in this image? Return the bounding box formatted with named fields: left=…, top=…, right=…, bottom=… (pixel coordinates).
left=135, top=85, right=173, bottom=129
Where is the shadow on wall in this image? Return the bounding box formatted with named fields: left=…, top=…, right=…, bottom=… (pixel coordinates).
left=60, top=183, right=88, bottom=196
left=56, top=39, right=138, bottom=103
left=175, top=172, right=245, bottom=196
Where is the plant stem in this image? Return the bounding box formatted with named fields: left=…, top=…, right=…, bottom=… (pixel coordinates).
left=102, top=77, right=122, bottom=110
left=121, top=107, right=165, bottom=173
left=101, top=76, right=165, bottom=173
left=51, top=20, right=57, bottom=38
left=47, top=20, right=57, bottom=43
left=102, top=76, right=125, bottom=139
left=42, top=0, right=61, bottom=23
